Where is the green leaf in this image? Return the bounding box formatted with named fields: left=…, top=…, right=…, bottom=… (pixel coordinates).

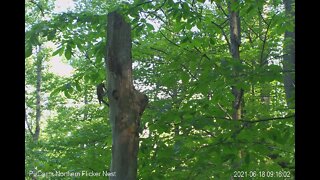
left=181, top=3, right=190, bottom=13
left=245, top=153, right=250, bottom=165
left=29, top=32, right=40, bottom=46
left=181, top=37, right=189, bottom=44
left=221, top=153, right=236, bottom=162
left=209, top=38, right=215, bottom=45
left=47, top=30, right=56, bottom=41
left=146, top=23, right=154, bottom=31
left=174, top=23, right=185, bottom=31
left=181, top=72, right=189, bottom=84
left=65, top=45, right=72, bottom=60
left=25, top=43, right=32, bottom=58
left=96, top=55, right=103, bottom=65
left=84, top=74, right=90, bottom=82
left=76, top=42, right=83, bottom=51
left=176, top=13, right=182, bottom=22
left=135, top=25, right=144, bottom=35
left=167, top=0, right=174, bottom=6
left=52, top=46, right=64, bottom=56
left=98, top=69, right=105, bottom=80
left=64, top=90, right=71, bottom=98
left=50, top=87, right=62, bottom=97
left=75, top=82, right=82, bottom=92
left=246, top=5, right=255, bottom=14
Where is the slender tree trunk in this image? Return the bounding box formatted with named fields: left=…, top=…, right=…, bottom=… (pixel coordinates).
left=83, top=87, right=88, bottom=121
left=105, top=12, right=148, bottom=180
left=25, top=107, right=34, bottom=136
left=33, top=46, right=43, bottom=142
left=283, top=0, right=295, bottom=108
left=228, top=0, right=243, bottom=120
left=258, top=2, right=271, bottom=105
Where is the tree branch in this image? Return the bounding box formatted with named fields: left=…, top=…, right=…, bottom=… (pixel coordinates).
left=260, top=14, right=276, bottom=65
left=28, top=0, right=45, bottom=17
left=242, top=18, right=263, bottom=41
left=150, top=47, right=168, bottom=54
left=143, top=10, right=167, bottom=25
left=257, top=8, right=269, bottom=25
left=154, top=0, right=167, bottom=12
left=211, top=20, right=231, bottom=52
left=133, top=0, right=153, bottom=8
left=193, top=46, right=219, bottom=68
left=215, top=2, right=229, bottom=18
left=241, top=114, right=295, bottom=123
left=181, top=64, right=198, bottom=80
left=206, top=114, right=295, bottom=123
left=217, top=103, right=233, bottom=120
left=159, top=30, right=180, bottom=47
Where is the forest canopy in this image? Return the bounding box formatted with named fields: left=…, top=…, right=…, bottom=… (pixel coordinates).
left=25, top=0, right=295, bottom=179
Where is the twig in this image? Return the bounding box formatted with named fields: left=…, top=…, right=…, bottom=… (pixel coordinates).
left=203, top=129, right=217, bottom=137
left=181, top=64, right=198, bottom=80
left=217, top=103, right=233, bottom=120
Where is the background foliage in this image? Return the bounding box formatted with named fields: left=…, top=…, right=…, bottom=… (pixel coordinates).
left=25, top=0, right=295, bottom=179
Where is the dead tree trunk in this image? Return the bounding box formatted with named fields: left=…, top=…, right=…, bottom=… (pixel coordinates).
left=105, top=12, right=148, bottom=180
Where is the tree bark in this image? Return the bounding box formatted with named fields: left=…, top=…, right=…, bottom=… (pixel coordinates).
left=283, top=0, right=295, bottom=108
left=33, top=46, right=43, bottom=142
left=228, top=0, right=243, bottom=120
left=105, top=12, right=148, bottom=180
